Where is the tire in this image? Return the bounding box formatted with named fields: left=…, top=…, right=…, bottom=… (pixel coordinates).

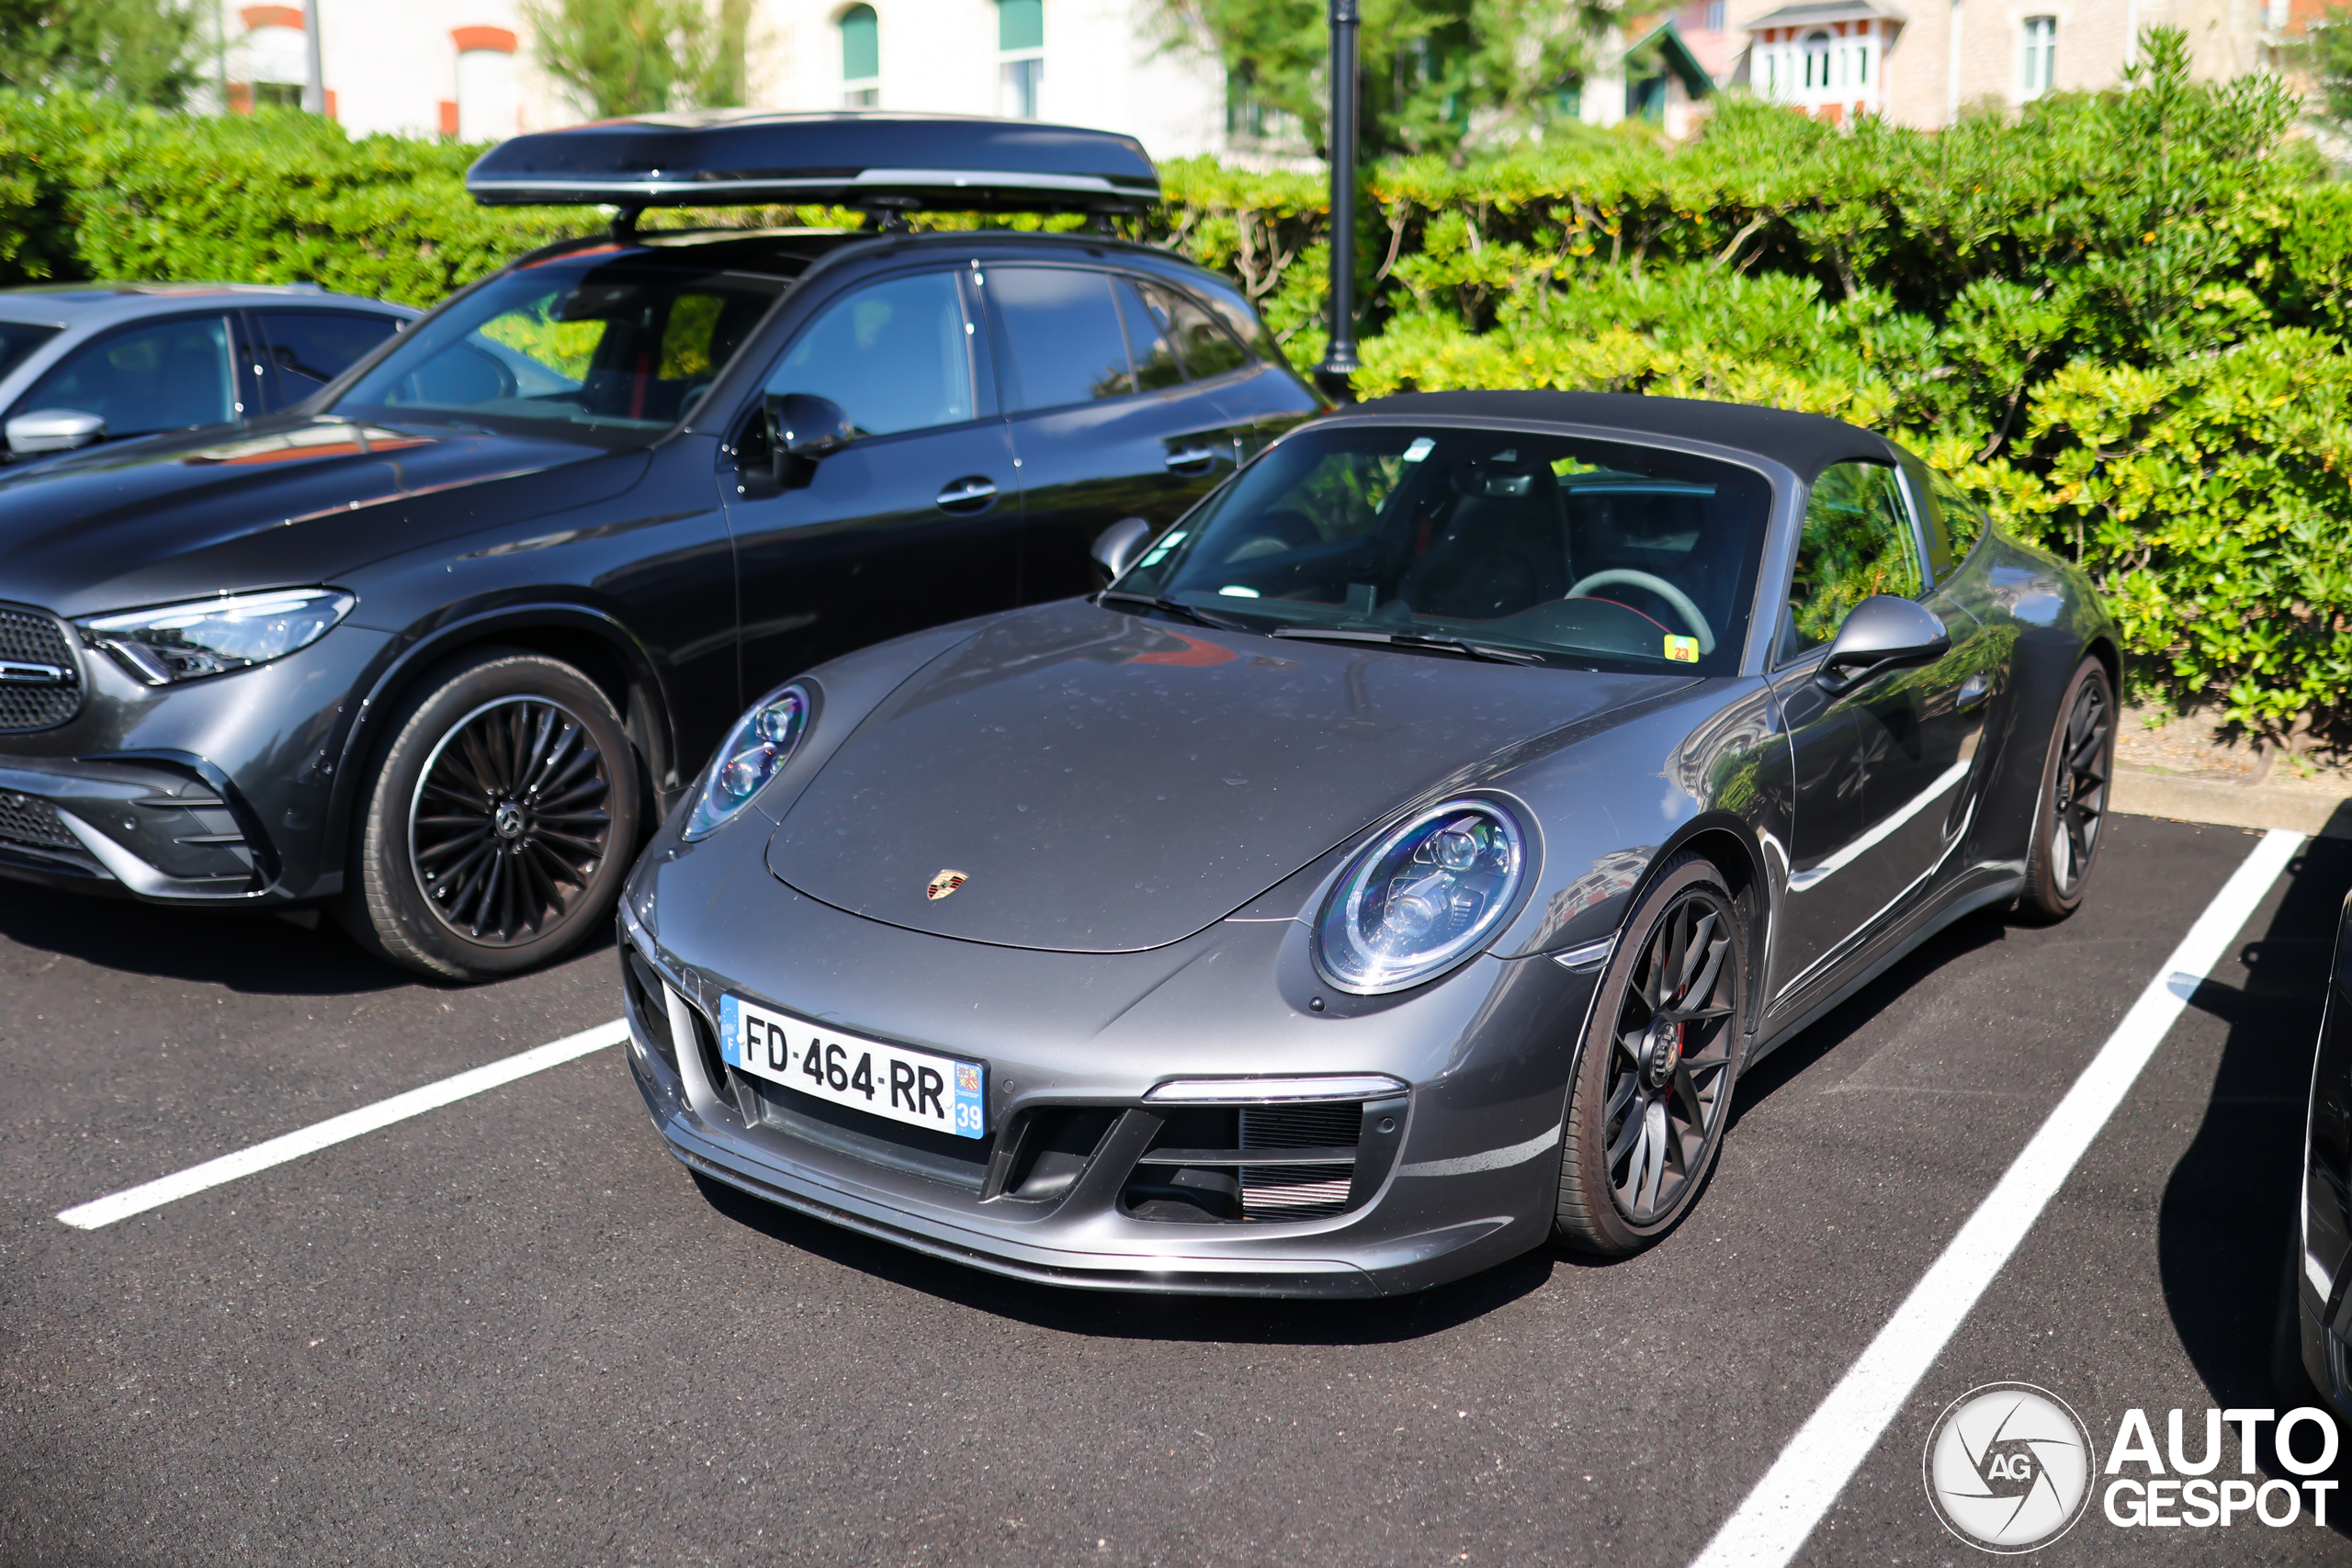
left=2017, top=656, right=2115, bottom=923
left=338, top=649, right=641, bottom=981
left=1555, top=854, right=1748, bottom=1255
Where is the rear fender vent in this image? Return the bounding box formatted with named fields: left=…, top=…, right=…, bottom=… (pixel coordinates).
left=1121, top=1095, right=1409, bottom=1224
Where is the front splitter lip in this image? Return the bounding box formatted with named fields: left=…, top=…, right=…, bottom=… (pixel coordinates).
left=656, top=1110, right=1518, bottom=1300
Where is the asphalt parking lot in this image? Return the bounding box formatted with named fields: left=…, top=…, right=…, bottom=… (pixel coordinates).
left=6, top=812, right=2351, bottom=1566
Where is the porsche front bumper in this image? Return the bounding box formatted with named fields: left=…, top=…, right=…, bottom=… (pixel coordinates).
left=614, top=866, right=1600, bottom=1299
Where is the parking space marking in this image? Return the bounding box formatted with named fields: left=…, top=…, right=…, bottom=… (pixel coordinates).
left=55, top=1017, right=628, bottom=1231
left=1690, top=828, right=2304, bottom=1568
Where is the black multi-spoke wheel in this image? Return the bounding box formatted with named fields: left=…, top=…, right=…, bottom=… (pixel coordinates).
left=339, top=650, right=640, bottom=980
left=2019, top=657, right=2115, bottom=922
left=1556, top=855, right=1747, bottom=1254
left=409, top=695, right=614, bottom=945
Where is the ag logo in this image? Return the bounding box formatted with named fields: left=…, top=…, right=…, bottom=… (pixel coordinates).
left=925, top=869, right=968, bottom=901
left=1924, top=1382, right=2093, bottom=1552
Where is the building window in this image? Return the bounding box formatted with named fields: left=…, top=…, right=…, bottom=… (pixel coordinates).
left=1802, top=29, right=1831, bottom=88
left=999, top=0, right=1042, bottom=118
left=452, top=27, right=517, bottom=141
left=1704, top=0, right=1724, bottom=28
left=241, top=4, right=307, bottom=110
left=840, top=5, right=879, bottom=107
left=2021, top=15, right=2056, bottom=98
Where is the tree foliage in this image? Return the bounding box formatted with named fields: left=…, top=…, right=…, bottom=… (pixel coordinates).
left=0, top=0, right=198, bottom=106
left=521, top=0, right=752, bottom=118
left=1159, top=0, right=1609, bottom=158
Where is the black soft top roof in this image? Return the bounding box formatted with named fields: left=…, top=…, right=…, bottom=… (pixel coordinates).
left=1343, top=389, right=1901, bottom=481
left=467, top=111, right=1159, bottom=215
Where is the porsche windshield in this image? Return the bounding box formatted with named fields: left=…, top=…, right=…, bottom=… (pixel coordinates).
left=1114, top=425, right=1773, bottom=673
left=332, top=261, right=786, bottom=439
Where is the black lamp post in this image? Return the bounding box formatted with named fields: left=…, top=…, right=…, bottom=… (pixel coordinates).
left=1313, top=0, right=1361, bottom=403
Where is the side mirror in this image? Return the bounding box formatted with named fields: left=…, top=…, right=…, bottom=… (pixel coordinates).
left=1815, top=594, right=1951, bottom=695
left=1091, top=516, right=1154, bottom=582
left=761, top=392, right=854, bottom=491
left=7, top=408, right=104, bottom=456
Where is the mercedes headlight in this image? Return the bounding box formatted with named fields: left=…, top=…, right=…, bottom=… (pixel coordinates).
left=684, top=683, right=810, bottom=840
left=1315, top=799, right=1528, bottom=994
left=79, top=588, right=355, bottom=684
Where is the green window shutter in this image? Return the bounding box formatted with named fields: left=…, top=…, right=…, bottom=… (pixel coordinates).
left=842, top=5, right=879, bottom=80
left=998, top=0, right=1043, bottom=52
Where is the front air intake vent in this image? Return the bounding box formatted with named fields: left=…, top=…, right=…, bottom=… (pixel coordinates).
left=1238, top=1103, right=1363, bottom=1222
left=620, top=945, right=679, bottom=1075
left=0, top=603, right=82, bottom=732
left=0, top=790, right=77, bottom=851
left=1123, top=1097, right=1404, bottom=1224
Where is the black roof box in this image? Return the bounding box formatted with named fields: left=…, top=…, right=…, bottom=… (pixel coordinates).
left=465, top=111, right=1159, bottom=214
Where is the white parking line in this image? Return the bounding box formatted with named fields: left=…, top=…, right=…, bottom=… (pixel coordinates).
left=55, top=1017, right=628, bottom=1231
left=1690, top=828, right=2304, bottom=1567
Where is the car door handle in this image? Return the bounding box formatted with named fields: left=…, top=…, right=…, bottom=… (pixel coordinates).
left=1164, top=446, right=1218, bottom=474
left=934, top=477, right=998, bottom=513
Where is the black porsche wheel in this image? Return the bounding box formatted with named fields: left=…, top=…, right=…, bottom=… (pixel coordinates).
left=2018, top=657, right=2114, bottom=923
left=339, top=649, right=640, bottom=980
left=1555, top=855, right=1747, bottom=1255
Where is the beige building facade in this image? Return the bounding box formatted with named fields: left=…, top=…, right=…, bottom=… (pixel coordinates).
left=198, top=0, right=1236, bottom=164
left=1647, top=0, right=2301, bottom=128
left=752, top=0, right=1230, bottom=157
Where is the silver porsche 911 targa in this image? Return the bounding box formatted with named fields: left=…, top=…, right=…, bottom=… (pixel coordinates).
left=615, top=389, right=2119, bottom=1297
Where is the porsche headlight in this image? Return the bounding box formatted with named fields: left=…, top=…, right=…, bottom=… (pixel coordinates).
left=79, top=588, right=355, bottom=684
left=1316, top=799, right=1527, bottom=994
left=684, top=684, right=810, bottom=840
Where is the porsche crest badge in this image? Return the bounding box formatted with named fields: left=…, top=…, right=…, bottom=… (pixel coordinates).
left=926, top=869, right=968, bottom=901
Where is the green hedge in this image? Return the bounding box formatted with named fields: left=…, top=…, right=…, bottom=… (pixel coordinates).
left=0, top=35, right=2344, bottom=734
left=1144, top=31, right=2352, bottom=739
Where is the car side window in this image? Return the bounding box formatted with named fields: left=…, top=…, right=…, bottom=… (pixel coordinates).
left=990, top=266, right=1135, bottom=412
left=1114, top=280, right=1183, bottom=390
left=16, top=315, right=235, bottom=440
left=1148, top=282, right=1252, bottom=380
left=254, top=310, right=402, bottom=406
left=766, top=271, right=976, bottom=436
left=1781, top=459, right=1924, bottom=663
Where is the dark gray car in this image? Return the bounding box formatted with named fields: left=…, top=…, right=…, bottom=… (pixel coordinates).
left=0, top=283, right=412, bottom=460
left=616, top=390, right=2120, bottom=1296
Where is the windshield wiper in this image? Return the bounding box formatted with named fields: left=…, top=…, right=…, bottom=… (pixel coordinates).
left=1097, top=590, right=1252, bottom=632
left=1269, top=626, right=1547, bottom=665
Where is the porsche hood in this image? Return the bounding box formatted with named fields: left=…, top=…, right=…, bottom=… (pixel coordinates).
left=765, top=600, right=1680, bottom=953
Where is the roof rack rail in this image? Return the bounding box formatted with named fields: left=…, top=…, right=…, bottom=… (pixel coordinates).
left=466, top=111, right=1159, bottom=217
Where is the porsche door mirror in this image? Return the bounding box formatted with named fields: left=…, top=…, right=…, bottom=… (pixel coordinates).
left=7, top=408, right=104, bottom=456
left=1815, top=594, right=1950, bottom=695
left=1091, top=516, right=1154, bottom=582
left=761, top=392, right=854, bottom=492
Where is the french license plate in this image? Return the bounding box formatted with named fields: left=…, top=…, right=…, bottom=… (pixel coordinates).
left=719, top=994, right=985, bottom=1140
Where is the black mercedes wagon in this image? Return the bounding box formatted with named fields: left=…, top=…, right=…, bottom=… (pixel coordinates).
left=0, top=114, right=1321, bottom=977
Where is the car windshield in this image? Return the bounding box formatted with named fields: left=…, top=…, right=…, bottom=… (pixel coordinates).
left=1114, top=423, right=1773, bottom=674
left=331, top=259, right=786, bottom=441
